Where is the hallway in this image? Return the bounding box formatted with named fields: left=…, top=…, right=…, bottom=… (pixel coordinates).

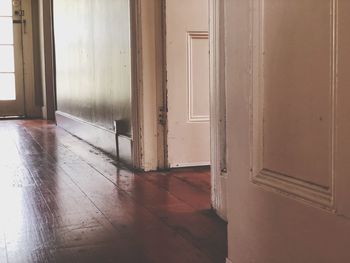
left=0, top=120, right=227, bottom=263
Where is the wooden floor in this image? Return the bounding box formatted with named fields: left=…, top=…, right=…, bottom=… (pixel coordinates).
left=0, top=120, right=227, bottom=263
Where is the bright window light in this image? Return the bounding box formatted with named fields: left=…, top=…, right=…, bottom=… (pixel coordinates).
left=0, top=45, right=15, bottom=72
left=0, top=0, right=12, bottom=17
left=0, top=17, right=14, bottom=44
left=0, top=73, right=16, bottom=100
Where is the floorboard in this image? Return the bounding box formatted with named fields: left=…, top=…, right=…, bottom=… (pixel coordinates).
left=0, top=120, right=227, bottom=263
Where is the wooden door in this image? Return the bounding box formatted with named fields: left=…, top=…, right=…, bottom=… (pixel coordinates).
left=225, top=0, right=350, bottom=262
left=0, top=0, right=25, bottom=117
left=166, top=0, right=210, bottom=168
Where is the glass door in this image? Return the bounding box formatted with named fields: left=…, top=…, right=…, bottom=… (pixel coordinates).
left=0, top=0, right=25, bottom=117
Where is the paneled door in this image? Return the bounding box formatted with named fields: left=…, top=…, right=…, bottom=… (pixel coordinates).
left=166, top=0, right=210, bottom=167
left=0, top=0, right=25, bottom=117
left=225, top=0, right=350, bottom=262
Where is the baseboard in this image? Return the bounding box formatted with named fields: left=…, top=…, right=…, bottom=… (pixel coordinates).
left=169, top=161, right=211, bottom=168
left=56, top=111, right=117, bottom=157
left=117, top=135, right=133, bottom=167
left=56, top=111, right=134, bottom=166
left=41, top=106, right=48, bottom=120
left=226, top=258, right=233, bottom=263
left=213, top=174, right=228, bottom=221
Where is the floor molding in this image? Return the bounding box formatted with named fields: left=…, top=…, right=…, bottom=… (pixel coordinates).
left=56, top=111, right=133, bottom=166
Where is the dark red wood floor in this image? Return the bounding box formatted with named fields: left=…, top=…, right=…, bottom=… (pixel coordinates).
left=0, top=120, right=227, bottom=263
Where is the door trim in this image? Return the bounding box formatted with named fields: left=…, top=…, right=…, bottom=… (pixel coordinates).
left=41, top=0, right=56, bottom=120
left=130, top=0, right=142, bottom=169
left=130, top=0, right=167, bottom=171
left=22, top=0, right=42, bottom=118
left=209, top=0, right=228, bottom=220
left=36, top=0, right=56, bottom=120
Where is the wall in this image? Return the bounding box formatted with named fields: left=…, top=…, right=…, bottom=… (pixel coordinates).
left=53, top=0, right=132, bottom=135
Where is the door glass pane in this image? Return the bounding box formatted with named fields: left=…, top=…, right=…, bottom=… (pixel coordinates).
left=0, top=0, right=16, bottom=101
left=0, top=17, right=14, bottom=44
left=0, top=0, right=12, bottom=16
left=0, top=73, right=15, bottom=100
left=0, top=46, right=15, bottom=72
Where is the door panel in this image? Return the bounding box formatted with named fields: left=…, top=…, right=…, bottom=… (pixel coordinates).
left=226, top=0, right=350, bottom=262
left=252, top=0, right=334, bottom=208
left=188, top=32, right=210, bottom=123
left=0, top=0, right=25, bottom=117
left=166, top=0, right=210, bottom=167
left=337, top=0, right=350, bottom=217
left=262, top=0, right=333, bottom=187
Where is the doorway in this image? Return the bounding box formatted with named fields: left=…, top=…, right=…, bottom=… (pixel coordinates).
left=163, top=0, right=227, bottom=220
left=165, top=0, right=210, bottom=168
left=132, top=0, right=227, bottom=219
left=0, top=0, right=25, bottom=117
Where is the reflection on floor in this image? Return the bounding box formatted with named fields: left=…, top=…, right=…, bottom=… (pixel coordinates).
left=0, top=120, right=227, bottom=263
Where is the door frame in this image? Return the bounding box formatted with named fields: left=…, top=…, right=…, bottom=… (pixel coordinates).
left=37, top=0, right=56, bottom=120
left=130, top=0, right=227, bottom=219
left=209, top=0, right=228, bottom=220
left=40, top=0, right=56, bottom=120
left=130, top=0, right=167, bottom=170
left=0, top=0, right=43, bottom=118
left=20, top=0, right=43, bottom=118
left=130, top=0, right=142, bottom=168
left=0, top=3, right=25, bottom=117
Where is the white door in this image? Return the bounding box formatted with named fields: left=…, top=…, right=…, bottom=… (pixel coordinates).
left=226, top=0, right=350, bottom=262
left=166, top=0, right=210, bottom=168
left=0, top=0, right=25, bottom=117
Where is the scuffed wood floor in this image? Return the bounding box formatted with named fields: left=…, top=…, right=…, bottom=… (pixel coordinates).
left=0, top=120, right=227, bottom=263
